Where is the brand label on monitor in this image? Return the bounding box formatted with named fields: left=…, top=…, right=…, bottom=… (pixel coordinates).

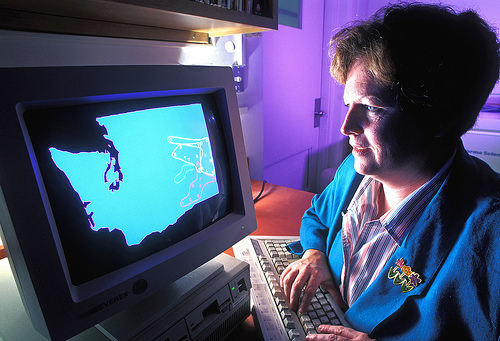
left=85, top=291, right=130, bottom=316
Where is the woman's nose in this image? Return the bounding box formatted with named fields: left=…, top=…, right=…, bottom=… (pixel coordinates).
left=340, top=105, right=363, bottom=136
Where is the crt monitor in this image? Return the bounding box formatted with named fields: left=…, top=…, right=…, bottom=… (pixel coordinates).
left=0, top=65, right=256, bottom=340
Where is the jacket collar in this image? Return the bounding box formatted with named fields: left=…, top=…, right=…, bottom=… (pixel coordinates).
left=345, top=141, right=479, bottom=333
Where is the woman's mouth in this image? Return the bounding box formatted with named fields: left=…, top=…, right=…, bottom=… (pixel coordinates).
left=352, top=146, right=371, bottom=155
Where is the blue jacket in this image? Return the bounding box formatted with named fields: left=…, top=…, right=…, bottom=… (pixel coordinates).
left=290, top=142, right=500, bottom=340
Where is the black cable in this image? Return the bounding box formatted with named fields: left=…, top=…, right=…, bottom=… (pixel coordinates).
left=253, top=180, right=267, bottom=203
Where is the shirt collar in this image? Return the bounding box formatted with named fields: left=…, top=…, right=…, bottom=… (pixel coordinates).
left=352, top=152, right=455, bottom=246
left=384, top=152, right=455, bottom=245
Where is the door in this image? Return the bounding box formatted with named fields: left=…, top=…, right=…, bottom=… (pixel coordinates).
left=262, top=0, right=324, bottom=192
left=316, top=0, right=372, bottom=192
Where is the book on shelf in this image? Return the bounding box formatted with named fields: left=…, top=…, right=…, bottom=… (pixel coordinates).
left=190, top=0, right=271, bottom=17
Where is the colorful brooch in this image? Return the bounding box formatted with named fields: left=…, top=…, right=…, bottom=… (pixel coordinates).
left=388, top=258, right=422, bottom=293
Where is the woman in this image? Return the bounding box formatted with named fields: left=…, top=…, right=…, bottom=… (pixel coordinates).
left=281, top=3, right=500, bottom=340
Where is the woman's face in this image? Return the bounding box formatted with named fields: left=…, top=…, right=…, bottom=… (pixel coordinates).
left=341, top=59, right=431, bottom=185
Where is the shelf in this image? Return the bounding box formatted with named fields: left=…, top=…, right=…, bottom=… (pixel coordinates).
left=0, top=0, right=277, bottom=43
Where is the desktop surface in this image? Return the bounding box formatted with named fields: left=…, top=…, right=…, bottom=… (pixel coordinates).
left=249, top=180, right=314, bottom=237
left=226, top=180, right=314, bottom=260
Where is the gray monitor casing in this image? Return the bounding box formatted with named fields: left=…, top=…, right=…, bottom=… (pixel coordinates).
left=0, top=65, right=256, bottom=340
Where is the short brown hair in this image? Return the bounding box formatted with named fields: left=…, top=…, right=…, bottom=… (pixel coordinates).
left=329, top=3, right=500, bottom=140
left=330, top=23, right=395, bottom=86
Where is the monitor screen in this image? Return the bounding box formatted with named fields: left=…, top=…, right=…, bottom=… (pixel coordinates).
left=23, top=92, right=233, bottom=290
left=0, top=65, right=256, bottom=340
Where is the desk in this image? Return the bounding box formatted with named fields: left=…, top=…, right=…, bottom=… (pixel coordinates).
left=226, top=180, right=314, bottom=258
left=249, top=180, right=315, bottom=236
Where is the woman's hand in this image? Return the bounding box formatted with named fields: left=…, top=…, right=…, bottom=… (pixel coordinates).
left=280, top=249, right=347, bottom=313
left=306, top=325, right=376, bottom=341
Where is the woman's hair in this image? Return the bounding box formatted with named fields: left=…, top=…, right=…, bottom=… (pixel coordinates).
left=330, top=3, right=500, bottom=140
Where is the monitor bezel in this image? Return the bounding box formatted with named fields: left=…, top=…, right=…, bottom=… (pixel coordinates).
left=18, top=89, right=236, bottom=300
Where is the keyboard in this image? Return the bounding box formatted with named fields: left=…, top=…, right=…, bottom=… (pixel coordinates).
left=232, top=236, right=349, bottom=340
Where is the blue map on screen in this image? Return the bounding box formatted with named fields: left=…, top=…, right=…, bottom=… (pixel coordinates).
left=49, top=104, right=219, bottom=246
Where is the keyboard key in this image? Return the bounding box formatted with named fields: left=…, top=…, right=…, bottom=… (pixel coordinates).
left=316, top=309, right=326, bottom=317
left=312, top=318, right=322, bottom=328
left=326, top=311, right=338, bottom=320
left=299, top=314, right=311, bottom=325
left=330, top=317, right=341, bottom=325
left=271, top=285, right=281, bottom=296
left=320, top=316, right=330, bottom=324
left=281, top=308, right=292, bottom=319
left=283, top=317, right=295, bottom=329
left=303, top=322, right=316, bottom=335
left=275, top=296, right=286, bottom=306
left=323, top=305, right=333, bottom=313
left=288, top=329, right=302, bottom=341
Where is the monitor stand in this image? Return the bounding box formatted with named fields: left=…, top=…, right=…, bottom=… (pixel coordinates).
left=95, top=253, right=251, bottom=341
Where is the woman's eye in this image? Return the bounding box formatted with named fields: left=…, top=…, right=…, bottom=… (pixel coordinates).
left=344, top=103, right=385, bottom=114
left=365, top=105, right=383, bottom=114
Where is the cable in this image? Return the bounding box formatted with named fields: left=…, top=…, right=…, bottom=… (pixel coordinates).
left=253, top=180, right=267, bottom=203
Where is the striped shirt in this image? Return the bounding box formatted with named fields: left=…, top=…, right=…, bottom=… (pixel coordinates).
left=340, top=155, right=454, bottom=306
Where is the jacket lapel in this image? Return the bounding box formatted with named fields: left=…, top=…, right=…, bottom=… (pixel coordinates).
left=344, top=144, right=478, bottom=334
